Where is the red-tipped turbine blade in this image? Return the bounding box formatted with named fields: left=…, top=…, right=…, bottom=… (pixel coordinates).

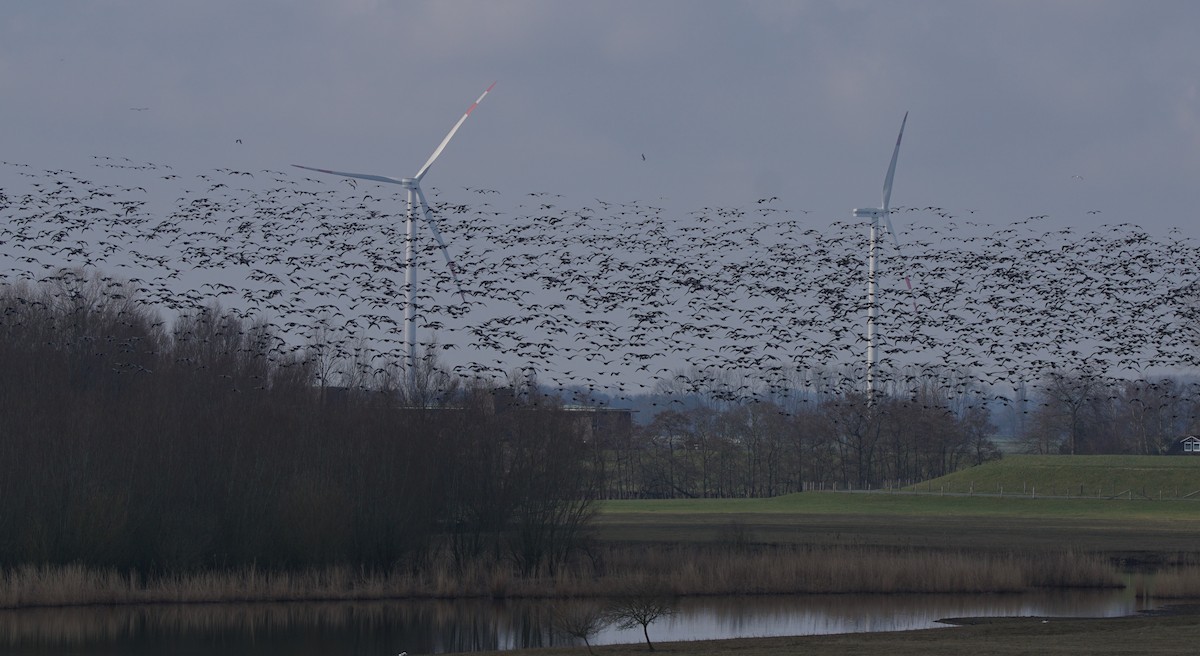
left=414, top=82, right=496, bottom=182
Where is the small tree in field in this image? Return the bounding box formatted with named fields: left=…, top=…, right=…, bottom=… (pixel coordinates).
left=551, top=602, right=610, bottom=655
left=605, top=580, right=678, bottom=651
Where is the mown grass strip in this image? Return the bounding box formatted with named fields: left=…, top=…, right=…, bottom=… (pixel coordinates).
left=598, top=490, right=1200, bottom=521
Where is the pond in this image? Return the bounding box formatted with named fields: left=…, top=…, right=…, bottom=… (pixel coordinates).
left=0, top=589, right=1154, bottom=655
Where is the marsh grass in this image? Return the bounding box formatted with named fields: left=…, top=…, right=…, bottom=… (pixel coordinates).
left=0, top=544, right=1121, bottom=610
left=606, top=545, right=1119, bottom=595
left=600, top=490, right=1200, bottom=520
left=1133, top=565, right=1200, bottom=599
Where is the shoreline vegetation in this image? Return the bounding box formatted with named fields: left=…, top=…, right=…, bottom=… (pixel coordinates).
left=457, top=609, right=1200, bottom=656
left=5, top=542, right=1197, bottom=611
left=7, top=479, right=1200, bottom=612
left=5, top=506, right=1200, bottom=656
left=8, top=484, right=1200, bottom=611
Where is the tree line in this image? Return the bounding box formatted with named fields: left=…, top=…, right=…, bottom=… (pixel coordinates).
left=1013, top=369, right=1200, bottom=455
left=596, top=365, right=1200, bottom=499
left=598, top=390, right=997, bottom=498
left=0, top=270, right=600, bottom=573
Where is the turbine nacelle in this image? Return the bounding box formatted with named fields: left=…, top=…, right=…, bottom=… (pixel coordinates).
left=853, top=207, right=887, bottom=220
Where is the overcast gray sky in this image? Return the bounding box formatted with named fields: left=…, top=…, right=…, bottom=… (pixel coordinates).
left=3, top=0, right=1198, bottom=235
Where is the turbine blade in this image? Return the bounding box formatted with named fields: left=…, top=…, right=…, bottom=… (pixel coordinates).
left=414, top=82, right=496, bottom=182
left=883, top=213, right=917, bottom=311
left=880, top=111, right=908, bottom=214
left=292, top=164, right=406, bottom=185
left=415, top=186, right=468, bottom=303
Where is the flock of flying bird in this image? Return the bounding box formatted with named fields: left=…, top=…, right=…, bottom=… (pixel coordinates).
left=1, top=157, right=1198, bottom=407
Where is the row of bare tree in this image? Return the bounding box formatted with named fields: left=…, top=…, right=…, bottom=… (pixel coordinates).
left=0, top=272, right=599, bottom=572
left=1012, top=369, right=1200, bottom=455
left=598, top=393, right=997, bottom=498
left=597, top=365, right=1200, bottom=499
left=594, top=359, right=1200, bottom=499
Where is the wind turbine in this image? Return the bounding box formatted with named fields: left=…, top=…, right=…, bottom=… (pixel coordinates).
left=852, top=112, right=910, bottom=402
left=293, top=82, right=495, bottom=390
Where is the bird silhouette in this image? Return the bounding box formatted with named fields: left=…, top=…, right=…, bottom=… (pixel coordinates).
left=0, top=159, right=1196, bottom=408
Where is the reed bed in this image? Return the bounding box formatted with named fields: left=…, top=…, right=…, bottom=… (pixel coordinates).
left=1132, top=565, right=1200, bottom=599
left=590, top=545, right=1119, bottom=596
left=0, top=544, right=1123, bottom=610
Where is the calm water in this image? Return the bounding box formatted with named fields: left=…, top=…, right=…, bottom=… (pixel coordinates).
left=1, top=590, right=1152, bottom=655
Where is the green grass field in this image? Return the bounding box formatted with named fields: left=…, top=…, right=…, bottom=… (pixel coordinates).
left=600, top=488, right=1200, bottom=520
left=604, top=494, right=1200, bottom=522
left=594, top=455, right=1200, bottom=558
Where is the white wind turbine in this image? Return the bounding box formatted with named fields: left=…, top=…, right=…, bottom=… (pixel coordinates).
left=852, top=112, right=910, bottom=402
left=293, top=82, right=495, bottom=390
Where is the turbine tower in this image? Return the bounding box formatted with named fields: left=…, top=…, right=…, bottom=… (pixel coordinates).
left=293, top=82, right=495, bottom=391
left=852, top=112, right=909, bottom=402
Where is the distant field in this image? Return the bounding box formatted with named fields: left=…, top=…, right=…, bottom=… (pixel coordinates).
left=594, top=456, right=1200, bottom=558
left=599, top=488, right=1200, bottom=520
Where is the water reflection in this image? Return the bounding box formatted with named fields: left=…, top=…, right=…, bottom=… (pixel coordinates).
left=600, top=590, right=1151, bottom=645
left=0, top=600, right=554, bottom=655
left=0, top=590, right=1153, bottom=655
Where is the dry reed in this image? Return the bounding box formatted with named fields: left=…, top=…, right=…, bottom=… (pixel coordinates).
left=0, top=544, right=1122, bottom=610
left=1133, top=566, right=1200, bottom=599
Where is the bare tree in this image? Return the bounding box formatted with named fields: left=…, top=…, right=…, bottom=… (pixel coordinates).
left=822, top=393, right=880, bottom=488
left=550, top=601, right=610, bottom=655
left=1036, top=366, right=1107, bottom=454
left=605, top=581, right=677, bottom=651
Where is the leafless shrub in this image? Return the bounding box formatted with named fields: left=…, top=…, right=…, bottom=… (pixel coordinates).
left=604, top=578, right=677, bottom=651
left=550, top=601, right=610, bottom=654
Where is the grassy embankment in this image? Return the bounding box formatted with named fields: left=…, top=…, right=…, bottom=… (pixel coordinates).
left=906, top=454, right=1200, bottom=499
left=5, top=455, right=1200, bottom=609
